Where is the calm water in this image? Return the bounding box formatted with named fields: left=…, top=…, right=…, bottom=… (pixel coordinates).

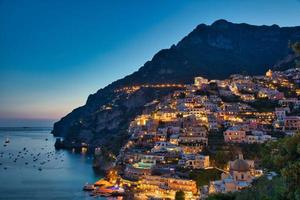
left=0, top=127, right=105, bottom=200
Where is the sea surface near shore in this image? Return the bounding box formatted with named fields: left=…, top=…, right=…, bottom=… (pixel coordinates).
left=0, top=127, right=105, bottom=200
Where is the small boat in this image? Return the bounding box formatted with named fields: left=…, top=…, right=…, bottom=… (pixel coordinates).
left=83, top=183, right=95, bottom=191
left=5, top=138, right=10, bottom=144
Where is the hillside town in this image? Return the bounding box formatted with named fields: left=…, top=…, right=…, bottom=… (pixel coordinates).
left=85, top=68, right=300, bottom=199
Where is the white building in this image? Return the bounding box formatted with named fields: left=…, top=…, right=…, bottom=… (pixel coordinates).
left=224, top=126, right=247, bottom=143
left=275, top=107, right=288, bottom=121
left=151, top=142, right=181, bottom=153
left=194, top=76, right=209, bottom=88
left=179, top=154, right=210, bottom=169
left=209, top=154, right=261, bottom=194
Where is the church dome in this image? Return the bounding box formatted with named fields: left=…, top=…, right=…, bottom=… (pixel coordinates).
left=231, top=159, right=249, bottom=172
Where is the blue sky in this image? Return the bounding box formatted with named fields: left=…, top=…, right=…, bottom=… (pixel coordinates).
left=1, top=0, right=300, bottom=126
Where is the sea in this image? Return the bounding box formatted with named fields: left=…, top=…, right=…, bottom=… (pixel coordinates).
left=0, top=127, right=106, bottom=200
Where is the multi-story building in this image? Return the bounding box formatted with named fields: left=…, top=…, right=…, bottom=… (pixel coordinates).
left=139, top=175, right=198, bottom=198
left=275, top=107, right=288, bottom=121
left=284, top=116, right=300, bottom=131
left=207, top=113, right=219, bottom=130
left=169, top=133, right=179, bottom=145
left=246, top=134, right=273, bottom=144
left=151, top=142, right=181, bottom=153
left=179, top=126, right=208, bottom=153
left=179, top=154, right=210, bottom=169
left=223, top=126, right=247, bottom=143
left=279, top=98, right=300, bottom=108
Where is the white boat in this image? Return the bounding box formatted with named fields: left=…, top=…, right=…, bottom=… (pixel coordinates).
left=5, top=138, right=10, bottom=144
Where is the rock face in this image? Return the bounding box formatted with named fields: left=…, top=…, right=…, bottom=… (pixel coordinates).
left=52, top=19, right=300, bottom=153
left=53, top=87, right=175, bottom=153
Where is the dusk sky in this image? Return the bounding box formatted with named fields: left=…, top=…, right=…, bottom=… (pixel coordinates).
left=1, top=0, right=300, bottom=127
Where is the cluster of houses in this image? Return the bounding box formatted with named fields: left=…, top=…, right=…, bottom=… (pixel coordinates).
left=207, top=154, right=263, bottom=196
left=104, top=68, right=300, bottom=199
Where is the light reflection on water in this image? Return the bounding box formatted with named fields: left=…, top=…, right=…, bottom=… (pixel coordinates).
left=0, top=127, right=105, bottom=200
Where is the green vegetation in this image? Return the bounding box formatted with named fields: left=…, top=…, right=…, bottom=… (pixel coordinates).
left=238, top=143, right=263, bottom=160
left=178, top=92, right=186, bottom=99
left=207, top=133, right=300, bottom=200
left=207, top=143, right=262, bottom=168
left=189, top=169, right=222, bottom=187
left=195, top=89, right=209, bottom=96
left=209, top=82, right=219, bottom=91
left=281, top=162, right=300, bottom=199
left=277, top=86, right=297, bottom=98
left=220, top=95, right=240, bottom=103
left=259, top=133, right=300, bottom=199
left=292, top=42, right=300, bottom=68
left=239, top=89, right=254, bottom=95
left=207, top=193, right=236, bottom=200
left=292, top=42, right=300, bottom=55
left=248, top=98, right=278, bottom=112
left=175, top=190, right=185, bottom=200
left=288, top=107, right=300, bottom=116
left=248, top=133, right=300, bottom=199
left=211, top=150, right=235, bottom=168
left=208, top=131, right=225, bottom=147
left=260, top=133, right=300, bottom=172
left=235, top=176, right=286, bottom=200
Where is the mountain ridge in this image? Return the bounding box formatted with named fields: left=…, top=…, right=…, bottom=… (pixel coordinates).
left=52, top=19, right=300, bottom=152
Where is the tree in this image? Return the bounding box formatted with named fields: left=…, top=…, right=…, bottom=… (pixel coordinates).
left=234, top=176, right=286, bottom=200
left=178, top=92, right=186, bottom=99
left=189, top=169, right=222, bottom=187
left=207, top=193, right=236, bottom=200
left=281, top=161, right=300, bottom=200
left=292, top=42, right=300, bottom=55
left=175, top=190, right=185, bottom=200
left=209, top=133, right=300, bottom=200
left=292, top=42, right=300, bottom=68
left=213, top=150, right=234, bottom=168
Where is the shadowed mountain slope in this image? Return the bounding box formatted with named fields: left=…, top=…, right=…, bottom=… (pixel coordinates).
left=52, top=20, right=300, bottom=152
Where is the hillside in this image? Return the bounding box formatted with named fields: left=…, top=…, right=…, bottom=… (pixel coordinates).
left=52, top=19, right=300, bottom=153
